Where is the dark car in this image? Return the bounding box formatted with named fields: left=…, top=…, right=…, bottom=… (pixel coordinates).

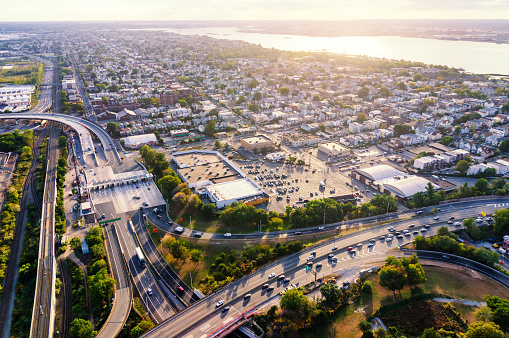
left=262, top=283, right=269, bottom=289
left=267, top=286, right=274, bottom=292
left=194, top=232, right=203, bottom=237
left=222, top=306, right=230, bottom=312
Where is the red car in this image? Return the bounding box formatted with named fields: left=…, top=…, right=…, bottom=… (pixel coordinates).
left=347, top=247, right=353, bottom=251
left=157, top=215, right=162, bottom=219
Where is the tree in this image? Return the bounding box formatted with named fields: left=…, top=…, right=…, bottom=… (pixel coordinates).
left=362, top=280, right=373, bottom=294
left=279, top=87, right=290, bottom=96
left=70, top=237, right=81, bottom=251
left=421, top=328, right=441, bottom=338
left=393, top=124, right=414, bottom=137
left=313, top=94, right=322, bottom=101
left=319, top=124, right=326, bottom=132
left=441, top=136, right=455, bottom=146
left=474, top=306, right=493, bottom=323
left=253, top=92, right=262, bottom=101
left=172, top=192, right=187, bottom=206
left=358, top=87, right=369, bottom=98
left=248, top=103, right=259, bottom=112
left=499, top=140, right=509, bottom=153
left=268, top=217, right=283, bottom=229
left=413, top=73, right=423, bottom=81
left=106, top=122, right=120, bottom=138
left=320, top=283, right=343, bottom=308
left=357, top=113, right=367, bottom=123
left=475, top=178, right=489, bottom=194
left=464, top=321, right=503, bottom=338
left=378, top=264, right=407, bottom=296
left=358, top=320, right=372, bottom=332
left=205, top=120, right=216, bottom=137
left=405, top=263, right=426, bottom=288
left=456, top=159, right=470, bottom=175
left=201, top=203, right=216, bottom=219
left=190, top=249, right=204, bottom=266
left=158, top=175, right=181, bottom=196
left=214, top=140, right=222, bottom=149
left=280, top=288, right=310, bottom=313
left=494, top=208, right=509, bottom=235
left=69, top=318, right=96, bottom=338
left=485, top=295, right=509, bottom=332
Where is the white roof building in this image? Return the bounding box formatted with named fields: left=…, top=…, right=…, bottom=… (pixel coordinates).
left=121, top=134, right=158, bottom=149
left=205, top=178, right=266, bottom=209
left=383, top=177, right=440, bottom=199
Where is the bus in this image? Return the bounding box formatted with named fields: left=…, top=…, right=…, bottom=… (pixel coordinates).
left=135, top=247, right=146, bottom=268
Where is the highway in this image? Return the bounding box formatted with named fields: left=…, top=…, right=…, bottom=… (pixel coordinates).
left=141, top=198, right=509, bottom=338
left=30, top=128, right=59, bottom=338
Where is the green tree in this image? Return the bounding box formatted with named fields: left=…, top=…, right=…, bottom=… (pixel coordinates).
left=214, top=140, right=221, bottom=149
left=106, top=122, right=120, bottom=138
left=69, top=318, right=96, bottom=338
left=205, top=120, right=217, bottom=137
left=158, top=175, right=181, bottom=196
left=358, top=320, right=372, bottom=332
left=405, top=263, right=426, bottom=288
left=475, top=178, right=489, bottom=194
left=499, top=140, right=509, bottom=152
left=474, top=306, right=493, bottom=323
left=320, top=283, right=343, bottom=308
left=485, top=295, right=509, bottom=332
left=280, top=288, right=310, bottom=313
left=494, top=208, right=509, bottom=235
left=456, top=159, right=470, bottom=175
left=190, top=249, right=204, bottom=266
left=358, top=87, right=369, bottom=98
left=362, top=280, right=373, bottom=294
left=253, top=92, right=262, bottom=101
left=393, top=124, right=414, bottom=137
left=378, top=264, right=407, bottom=296
left=441, top=136, right=455, bottom=146
left=201, top=203, right=216, bottom=219
left=70, top=237, right=81, bottom=251
left=421, top=328, right=441, bottom=338
left=357, top=113, right=367, bottom=123
left=279, top=87, right=290, bottom=96
left=464, top=321, right=503, bottom=338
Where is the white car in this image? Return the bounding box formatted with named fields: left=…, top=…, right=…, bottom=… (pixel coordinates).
left=453, top=222, right=462, bottom=226
left=216, top=300, right=224, bottom=307
left=268, top=273, right=275, bottom=279
left=318, top=226, right=324, bottom=230
left=224, top=233, right=232, bottom=237
left=386, top=237, right=393, bottom=242
left=357, top=243, right=363, bottom=247
left=307, top=256, right=314, bottom=261
left=434, top=216, right=439, bottom=220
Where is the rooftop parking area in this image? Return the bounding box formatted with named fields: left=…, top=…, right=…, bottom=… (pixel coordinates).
left=173, top=151, right=243, bottom=185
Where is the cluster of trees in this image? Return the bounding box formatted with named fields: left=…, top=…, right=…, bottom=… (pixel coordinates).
left=171, top=183, right=202, bottom=212
left=453, top=112, right=482, bottom=125
left=0, top=140, right=33, bottom=295
left=60, top=90, right=85, bottom=115
left=10, top=203, right=40, bottom=337
left=139, top=145, right=170, bottom=178
left=214, top=139, right=229, bottom=150
left=378, top=255, right=427, bottom=296
left=81, top=226, right=116, bottom=324
left=0, top=129, right=33, bottom=153
left=199, top=241, right=304, bottom=293
left=0, top=62, right=44, bottom=85
left=55, top=133, right=68, bottom=236
left=493, top=206, right=509, bottom=236
left=393, top=124, right=414, bottom=137
left=161, top=237, right=204, bottom=269
left=256, top=274, right=369, bottom=335
left=413, top=227, right=500, bottom=268
left=219, top=196, right=398, bottom=230
left=66, top=258, right=91, bottom=333
left=106, top=122, right=120, bottom=138
left=409, top=178, right=508, bottom=209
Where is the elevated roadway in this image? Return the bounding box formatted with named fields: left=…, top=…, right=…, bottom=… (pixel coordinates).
left=141, top=198, right=509, bottom=338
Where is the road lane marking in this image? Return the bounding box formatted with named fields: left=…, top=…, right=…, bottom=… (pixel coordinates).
left=200, top=323, right=211, bottom=332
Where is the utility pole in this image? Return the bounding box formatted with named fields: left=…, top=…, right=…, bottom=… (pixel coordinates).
left=189, top=272, right=192, bottom=287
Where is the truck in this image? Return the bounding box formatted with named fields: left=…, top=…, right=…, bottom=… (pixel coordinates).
left=153, top=208, right=158, bottom=214
left=135, top=247, right=146, bottom=268
left=319, top=181, right=325, bottom=187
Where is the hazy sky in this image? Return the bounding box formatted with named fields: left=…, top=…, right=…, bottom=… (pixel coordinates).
left=5, top=0, right=509, bottom=21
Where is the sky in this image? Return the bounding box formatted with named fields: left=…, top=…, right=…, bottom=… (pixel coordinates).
left=4, top=0, right=509, bottom=21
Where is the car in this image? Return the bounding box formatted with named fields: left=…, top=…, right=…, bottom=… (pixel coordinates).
left=424, top=224, right=430, bottom=228
left=421, top=228, right=427, bottom=232
left=370, top=238, right=376, bottom=242
left=224, top=233, right=232, bottom=237
left=278, top=275, right=285, bottom=280
left=268, top=273, right=275, bottom=279
left=434, top=216, right=439, bottom=220
left=267, top=286, right=274, bottom=292
left=416, top=211, right=423, bottom=214
left=102, top=214, right=106, bottom=219
left=222, top=306, right=230, bottom=312
left=453, top=222, right=462, bottom=226
left=318, top=226, right=324, bottom=230
left=493, top=243, right=500, bottom=248
left=387, top=234, right=393, bottom=238
left=283, top=278, right=290, bottom=283
left=316, top=263, right=322, bottom=269
left=307, top=256, right=314, bottom=261
left=306, top=262, right=313, bottom=267
left=244, top=294, right=252, bottom=300
left=328, top=254, right=335, bottom=259
left=262, top=283, right=269, bottom=289
left=447, top=221, right=453, bottom=224
left=194, top=232, right=203, bottom=237
left=413, top=230, right=419, bottom=234
left=347, top=247, right=353, bottom=251
left=147, top=288, right=153, bottom=296
left=367, top=243, right=374, bottom=248
left=216, top=300, right=224, bottom=307
left=177, top=286, right=184, bottom=292
left=404, top=232, right=411, bottom=236
left=332, top=246, right=338, bottom=251
left=397, top=235, right=404, bottom=239
left=157, top=215, right=162, bottom=219
left=409, top=224, right=415, bottom=228
left=379, top=236, right=385, bottom=240
left=357, top=243, right=363, bottom=247
left=449, top=216, right=455, bottom=220
left=386, top=237, right=393, bottom=242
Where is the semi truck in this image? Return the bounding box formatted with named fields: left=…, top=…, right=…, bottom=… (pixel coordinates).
left=135, top=247, right=146, bottom=268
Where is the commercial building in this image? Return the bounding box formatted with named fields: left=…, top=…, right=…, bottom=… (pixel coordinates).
left=0, top=85, right=35, bottom=108
left=172, top=150, right=268, bottom=208
left=318, top=142, right=351, bottom=158
left=265, top=152, right=286, bottom=161
left=240, top=135, right=273, bottom=152
left=353, top=165, right=440, bottom=201
left=284, top=134, right=320, bottom=147
left=121, top=134, right=158, bottom=149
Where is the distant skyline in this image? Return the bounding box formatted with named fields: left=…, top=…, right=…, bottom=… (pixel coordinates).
left=4, top=0, right=509, bottom=22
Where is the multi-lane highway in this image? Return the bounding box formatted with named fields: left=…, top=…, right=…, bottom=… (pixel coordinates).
left=141, top=198, right=508, bottom=338
left=30, top=128, right=59, bottom=338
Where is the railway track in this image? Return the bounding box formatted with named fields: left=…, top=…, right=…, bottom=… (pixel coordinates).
left=30, top=128, right=59, bottom=338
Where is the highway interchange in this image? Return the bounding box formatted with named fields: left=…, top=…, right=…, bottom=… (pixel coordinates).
left=4, top=54, right=509, bottom=338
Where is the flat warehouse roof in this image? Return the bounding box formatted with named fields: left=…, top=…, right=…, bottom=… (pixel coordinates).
left=242, top=135, right=272, bottom=144
left=206, top=178, right=263, bottom=201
